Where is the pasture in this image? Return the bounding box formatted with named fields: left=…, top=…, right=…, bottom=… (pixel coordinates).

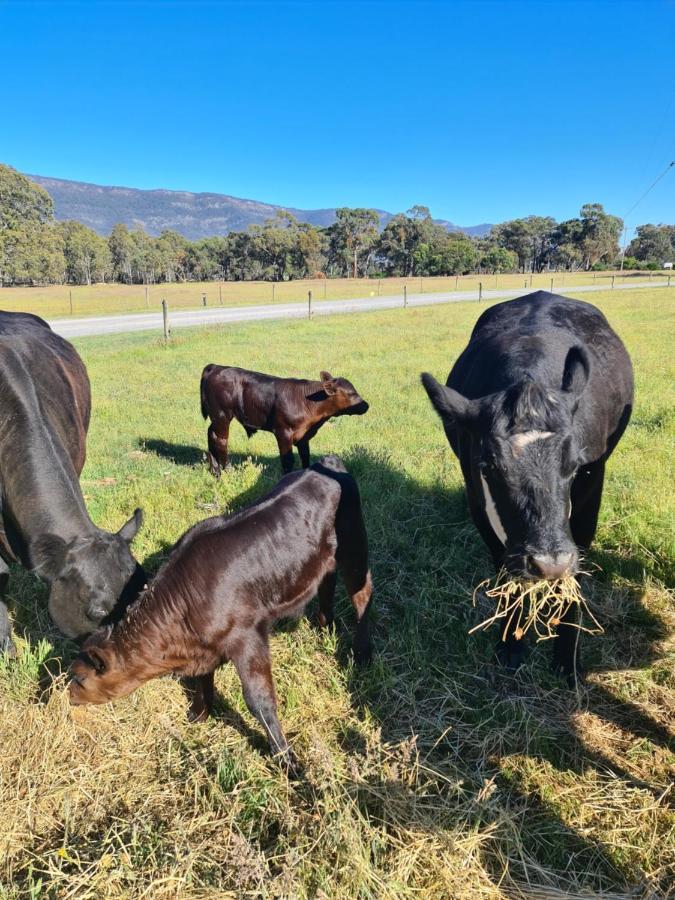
left=0, top=270, right=670, bottom=319
left=0, top=288, right=673, bottom=898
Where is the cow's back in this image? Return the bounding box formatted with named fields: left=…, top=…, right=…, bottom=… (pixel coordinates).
left=0, top=311, right=91, bottom=475
left=448, top=292, right=633, bottom=461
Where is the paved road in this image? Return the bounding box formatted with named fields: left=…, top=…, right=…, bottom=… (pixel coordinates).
left=47, top=280, right=672, bottom=339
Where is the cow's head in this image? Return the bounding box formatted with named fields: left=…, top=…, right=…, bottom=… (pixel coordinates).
left=34, top=508, right=145, bottom=638
left=320, top=371, right=369, bottom=416
left=422, top=347, right=590, bottom=580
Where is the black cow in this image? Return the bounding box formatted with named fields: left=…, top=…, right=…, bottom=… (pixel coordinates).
left=422, top=292, right=633, bottom=676
left=0, top=311, right=145, bottom=652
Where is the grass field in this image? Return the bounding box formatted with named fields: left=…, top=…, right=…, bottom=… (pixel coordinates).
left=0, top=288, right=673, bottom=898
left=0, top=270, right=671, bottom=319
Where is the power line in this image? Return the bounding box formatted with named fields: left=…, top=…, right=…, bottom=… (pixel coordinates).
left=619, top=160, right=674, bottom=270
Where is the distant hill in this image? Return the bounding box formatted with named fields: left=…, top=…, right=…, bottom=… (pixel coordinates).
left=26, top=173, right=492, bottom=240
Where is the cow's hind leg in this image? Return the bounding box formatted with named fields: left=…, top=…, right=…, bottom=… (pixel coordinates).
left=182, top=672, right=215, bottom=722
left=316, top=569, right=337, bottom=629
left=206, top=416, right=232, bottom=478
left=347, top=569, right=373, bottom=666
left=0, top=559, right=15, bottom=658
left=230, top=627, right=298, bottom=773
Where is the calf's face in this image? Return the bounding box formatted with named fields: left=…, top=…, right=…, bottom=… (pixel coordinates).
left=320, top=371, right=369, bottom=416
left=422, top=348, right=590, bottom=580
left=68, top=636, right=137, bottom=705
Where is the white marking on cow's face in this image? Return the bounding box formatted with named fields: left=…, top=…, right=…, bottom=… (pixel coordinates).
left=480, top=473, right=507, bottom=546
left=510, top=430, right=554, bottom=455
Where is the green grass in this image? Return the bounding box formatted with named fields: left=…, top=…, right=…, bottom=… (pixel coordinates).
left=0, top=269, right=670, bottom=319
left=0, top=288, right=673, bottom=898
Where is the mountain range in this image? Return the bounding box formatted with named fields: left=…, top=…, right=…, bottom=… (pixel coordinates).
left=27, top=173, right=492, bottom=240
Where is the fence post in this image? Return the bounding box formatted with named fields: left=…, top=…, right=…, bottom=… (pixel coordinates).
left=420, top=277, right=423, bottom=293
left=524, top=279, right=527, bottom=288
left=550, top=277, right=554, bottom=292
left=162, top=299, right=170, bottom=341
left=403, top=284, right=407, bottom=308
left=668, top=275, right=671, bottom=287
left=324, top=279, right=327, bottom=298
left=455, top=275, right=459, bottom=290
left=272, top=283, right=275, bottom=301
left=219, top=283, right=223, bottom=305
left=308, top=290, right=312, bottom=319
left=593, top=273, right=596, bottom=282
left=202, top=292, right=207, bottom=307
left=377, top=280, right=381, bottom=296
left=69, top=290, right=73, bottom=315
left=478, top=281, right=482, bottom=302
left=529, top=273, right=533, bottom=287
left=612, top=275, right=615, bottom=289
left=145, top=286, right=149, bottom=309
left=649, top=272, right=652, bottom=281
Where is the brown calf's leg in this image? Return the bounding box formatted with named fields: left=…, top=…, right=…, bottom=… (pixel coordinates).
left=296, top=438, right=311, bottom=469
left=348, top=570, right=373, bottom=666
left=207, top=418, right=231, bottom=478
left=230, top=628, right=297, bottom=773
left=182, top=672, right=215, bottom=722
left=275, top=430, right=295, bottom=474
left=316, top=569, right=337, bottom=629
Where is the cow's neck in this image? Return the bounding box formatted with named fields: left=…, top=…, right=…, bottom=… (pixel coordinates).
left=0, top=431, right=96, bottom=565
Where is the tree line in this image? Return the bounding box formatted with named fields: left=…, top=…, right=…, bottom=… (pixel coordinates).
left=1, top=164, right=672, bottom=287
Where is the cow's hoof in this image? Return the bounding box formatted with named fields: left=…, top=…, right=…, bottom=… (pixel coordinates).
left=187, top=704, right=210, bottom=724
left=552, top=658, right=585, bottom=688
left=495, top=639, right=526, bottom=671
left=0, top=636, right=17, bottom=659
left=353, top=642, right=373, bottom=667
left=278, top=748, right=302, bottom=780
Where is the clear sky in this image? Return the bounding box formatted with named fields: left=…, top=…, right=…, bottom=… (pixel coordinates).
left=1, top=0, right=674, bottom=228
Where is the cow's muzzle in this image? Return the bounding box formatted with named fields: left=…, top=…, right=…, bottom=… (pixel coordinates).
left=526, top=550, right=577, bottom=580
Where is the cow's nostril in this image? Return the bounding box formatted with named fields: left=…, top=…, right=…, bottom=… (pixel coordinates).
left=528, top=552, right=575, bottom=580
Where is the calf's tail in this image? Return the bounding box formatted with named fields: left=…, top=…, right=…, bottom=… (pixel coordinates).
left=200, top=364, right=217, bottom=419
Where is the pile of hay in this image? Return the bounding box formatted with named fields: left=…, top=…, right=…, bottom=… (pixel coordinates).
left=470, top=571, right=603, bottom=642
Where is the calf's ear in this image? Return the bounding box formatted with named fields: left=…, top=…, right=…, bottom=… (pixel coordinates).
left=319, top=371, right=334, bottom=382
left=562, top=346, right=590, bottom=398
left=118, top=508, right=143, bottom=543
left=31, top=534, right=70, bottom=579
left=81, top=646, right=108, bottom=675
left=421, top=373, right=477, bottom=427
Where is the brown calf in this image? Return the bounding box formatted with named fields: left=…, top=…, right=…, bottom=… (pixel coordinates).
left=200, top=364, right=369, bottom=476
left=68, top=456, right=373, bottom=773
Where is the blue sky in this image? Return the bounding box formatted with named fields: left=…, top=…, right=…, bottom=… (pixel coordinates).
left=1, top=0, right=674, bottom=228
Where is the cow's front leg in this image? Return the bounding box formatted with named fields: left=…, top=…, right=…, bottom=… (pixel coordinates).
left=0, top=558, right=15, bottom=658
left=182, top=672, right=215, bottom=722
left=275, top=430, right=295, bottom=474
left=552, top=600, right=583, bottom=685
left=296, top=438, right=311, bottom=469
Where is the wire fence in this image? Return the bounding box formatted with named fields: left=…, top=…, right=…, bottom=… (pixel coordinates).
left=0, top=270, right=671, bottom=319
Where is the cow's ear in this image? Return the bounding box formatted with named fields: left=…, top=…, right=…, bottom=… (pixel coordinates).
left=421, top=373, right=477, bottom=427
left=322, top=378, right=337, bottom=395
left=32, top=534, right=70, bottom=579
left=562, top=346, right=589, bottom=398
left=118, top=508, right=143, bottom=543
left=319, top=371, right=334, bottom=382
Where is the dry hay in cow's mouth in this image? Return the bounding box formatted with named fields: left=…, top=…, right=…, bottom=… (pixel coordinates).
left=470, top=571, right=604, bottom=642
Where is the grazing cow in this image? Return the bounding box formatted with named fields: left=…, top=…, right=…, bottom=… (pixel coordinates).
left=421, top=292, right=633, bottom=676
left=68, top=456, right=373, bottom=773
left=0, top=310, right=145, bottom=651
left=200, top=365, right=369, bottom=476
